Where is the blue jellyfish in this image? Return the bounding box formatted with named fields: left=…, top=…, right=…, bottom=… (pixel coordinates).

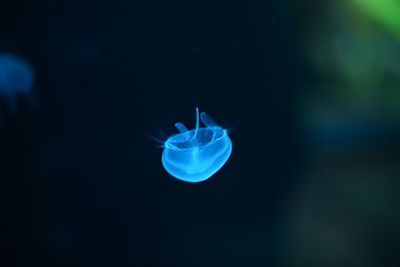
left=0, top=53, right=35, bottom=118
left=162, top=108, right=232, bottom=183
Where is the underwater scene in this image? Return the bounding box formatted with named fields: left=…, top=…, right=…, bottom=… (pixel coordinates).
left=1, top=0, right=399, bottom=266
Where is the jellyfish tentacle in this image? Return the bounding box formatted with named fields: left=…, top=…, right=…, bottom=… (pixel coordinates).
left=175, top=122, right=188, bottom=133
left=191, top=107, right=200, bottom=140
left=200, top=112, right=217, bottom=127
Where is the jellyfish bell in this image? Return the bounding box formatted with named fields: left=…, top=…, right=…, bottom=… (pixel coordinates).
left=0, top=52, right=35, bottom=119
left=161, top=108, right=233, bottom=183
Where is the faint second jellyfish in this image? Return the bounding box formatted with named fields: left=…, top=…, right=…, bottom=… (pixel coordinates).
left=161, top=108, right=233, bottom=183
left=0, top=52, right=35, bottom=119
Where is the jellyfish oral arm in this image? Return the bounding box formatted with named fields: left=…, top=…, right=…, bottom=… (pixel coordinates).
left=200, top=112, right=217, bottom=127
left=175, top=122, right=188, bottom=133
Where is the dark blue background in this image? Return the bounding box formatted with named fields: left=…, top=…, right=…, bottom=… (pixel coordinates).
left=1, top=0, right=306, bottom=266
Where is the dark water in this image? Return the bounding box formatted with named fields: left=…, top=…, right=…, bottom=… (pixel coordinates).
left=1, top=1, right=399, bottom=267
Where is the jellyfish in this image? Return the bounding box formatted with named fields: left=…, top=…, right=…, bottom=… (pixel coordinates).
left=0, top=53, right=35, bottom=119
left=161, top=108, right=232, bottom=183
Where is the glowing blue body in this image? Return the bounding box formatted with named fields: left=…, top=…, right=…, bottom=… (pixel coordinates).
left=162, top=108, right=232, bottom=183
left=0, top=53, right=34, bottom=96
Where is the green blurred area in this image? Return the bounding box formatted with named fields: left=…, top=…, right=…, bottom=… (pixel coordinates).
left=299, top=0, right=400, bottom=134
left=352, top=0, right=400, bottom=36
left=284, top=1, right=400, bottom=266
